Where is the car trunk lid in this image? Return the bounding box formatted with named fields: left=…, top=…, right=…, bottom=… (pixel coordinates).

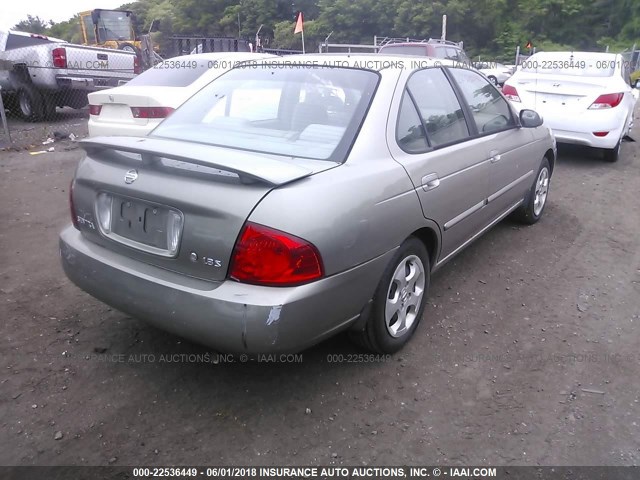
left=512, top=73, right=612, bottom=114
left=72, top=136, right=338, bottom=282
left=89, top=86, right=186, bottom=126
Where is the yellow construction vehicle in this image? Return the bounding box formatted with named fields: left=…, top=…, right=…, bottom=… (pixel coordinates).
left=79, top=9, right=141, bottom=53
left=78, top=9, right=161, bottom=69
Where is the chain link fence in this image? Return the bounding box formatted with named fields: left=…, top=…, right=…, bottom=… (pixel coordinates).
left=0, top=31, right=304, bottom=150
left=1, top=30, right=139, bottom=149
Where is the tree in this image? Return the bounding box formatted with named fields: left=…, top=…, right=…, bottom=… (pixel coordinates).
left=13, top=15, right=52, bottom=34
left=18, top=0, right=640, bottom=60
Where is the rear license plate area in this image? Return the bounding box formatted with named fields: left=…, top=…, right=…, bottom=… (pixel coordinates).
left=112, top=197, right=169, bottom=249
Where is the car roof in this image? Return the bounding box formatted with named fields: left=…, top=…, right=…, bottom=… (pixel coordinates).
left=381, top=43, right=430, bottom=47
left=162, top=51, right=276, bottom=63
left=380, top=42, right=460, bottom=48
left=529, top=51, right=621, bottom=60
left=8, top=30, right=66, bottom=43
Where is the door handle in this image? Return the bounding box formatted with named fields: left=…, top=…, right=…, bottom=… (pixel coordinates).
left=489, top=149, right=501, bottom=163
left=421, top=173, right=440, bottom=191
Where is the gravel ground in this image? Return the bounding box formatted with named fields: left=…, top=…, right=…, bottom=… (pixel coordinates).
left=1, top=107, right=639, bottom=468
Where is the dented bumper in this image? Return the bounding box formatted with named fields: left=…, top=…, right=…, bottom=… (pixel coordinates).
left=59, top=226, right=390, bottom=354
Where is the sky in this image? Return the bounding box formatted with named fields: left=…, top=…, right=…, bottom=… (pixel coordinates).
left=2, top=0, right=129, bottom=30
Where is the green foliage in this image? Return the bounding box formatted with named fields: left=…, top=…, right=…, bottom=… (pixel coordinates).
left=13, top=15, right=51, bottom=35
left=47, top=16, right=83, bottom=44
left=274, top=19, right=324, bottom=51
left=10, top=0, right=640, bottom=58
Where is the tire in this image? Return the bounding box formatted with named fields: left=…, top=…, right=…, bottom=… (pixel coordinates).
left=3, top=94, right=20, bottom=117
left=513, top=157, right=551, bottom=225
left=66, top=91, right=88, bottom=110
left=42, top=94, right=57, bottom=120
left=349, top=237, right=430, bottom=354
left=17, top=84, right=44, bottom=122
left=488, top=75, right=498, bottom=86
left=603, top=139, right=621, bottom=163
left=120, top=43, right=141, bottom=56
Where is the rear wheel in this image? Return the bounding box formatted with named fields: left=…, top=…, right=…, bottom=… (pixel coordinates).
left=3, top=94, right=20, bottom=116
left=603, top=139, right=621, bottom=163
left=349, top=237, right=430, bottom=354
left=17, top=84, right=44, bottom=122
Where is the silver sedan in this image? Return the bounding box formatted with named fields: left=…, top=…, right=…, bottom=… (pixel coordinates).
left=60, top=55, right=556, bottom=354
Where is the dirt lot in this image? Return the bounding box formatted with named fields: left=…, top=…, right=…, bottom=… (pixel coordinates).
left=1, top=108, right=639, bottom=469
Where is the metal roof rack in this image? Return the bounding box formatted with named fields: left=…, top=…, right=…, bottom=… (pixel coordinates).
left=375, top=36, right=464, bottom=48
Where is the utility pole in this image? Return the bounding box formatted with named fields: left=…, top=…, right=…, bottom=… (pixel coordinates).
left=441, top=15, right=447, bottom=41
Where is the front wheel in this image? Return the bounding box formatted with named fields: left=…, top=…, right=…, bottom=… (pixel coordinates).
left=350, top=237, right=430, bottom=353
left=120, top=43, right=141, bottom=57
left=513, top=157, right=551, bottom=224
left=488, top=75, right=498, bottom=86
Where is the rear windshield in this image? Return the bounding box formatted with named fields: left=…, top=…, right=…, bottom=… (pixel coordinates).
left=151, top=65, right=379, bottom=162
left=6, top=33, right=56, bottom=50
left=127, top=60, right=220, bottom=87
left=379, top=45, right=428, bottom=56
left=520, top=54, right=616, bottom=77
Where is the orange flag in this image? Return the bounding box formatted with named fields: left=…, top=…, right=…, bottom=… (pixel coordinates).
left=294, top=12, right=304, bottom=34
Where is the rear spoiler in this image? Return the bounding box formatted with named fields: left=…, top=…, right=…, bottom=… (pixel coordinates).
left=80, top=136, right=317, bottom=186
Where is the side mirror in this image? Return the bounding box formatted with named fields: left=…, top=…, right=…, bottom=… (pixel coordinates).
left=519, top=109, right=543, bottom=128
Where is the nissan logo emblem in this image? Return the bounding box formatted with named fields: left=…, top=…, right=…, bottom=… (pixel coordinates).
left=124, top=169, right=138, bottom=184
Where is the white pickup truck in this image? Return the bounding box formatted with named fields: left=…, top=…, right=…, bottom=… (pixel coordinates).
left=0, top=30, right=139, bottom=121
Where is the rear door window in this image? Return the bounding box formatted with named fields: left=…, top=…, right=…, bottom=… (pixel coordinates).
left=396, top=93, right=429, bottom=153
left=404, top=68, right=470, bottom=148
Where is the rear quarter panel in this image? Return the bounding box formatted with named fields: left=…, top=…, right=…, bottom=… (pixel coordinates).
left=0, top=43, right=57, bottom=89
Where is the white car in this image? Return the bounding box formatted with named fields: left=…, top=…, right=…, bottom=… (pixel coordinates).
left=503, top=51, right=639, bottom=162
left=473, top=61, right=513, bottom=85
left=88, top=52, right=274, bottom=137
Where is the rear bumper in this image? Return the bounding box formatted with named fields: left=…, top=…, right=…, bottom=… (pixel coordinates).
left=551, top=129, right=622, bottom=149
left=56, top=75, right=133, bottom=91
left=88, top=118, right=157, bottom=137
left=515, top=105, right=628, bottom=149
left=59, top=226, right=391, bottom=354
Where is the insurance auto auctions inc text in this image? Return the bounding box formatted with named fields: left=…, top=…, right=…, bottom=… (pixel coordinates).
left=250, top=466, right=497, bottom=477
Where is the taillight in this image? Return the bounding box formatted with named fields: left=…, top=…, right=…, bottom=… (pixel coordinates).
left=589, top=93, right=623, bottom=109
left=130, top=107, right=174, bottom=119
left=502, top=84, right=520, bottom=102
left=69, top=180, right=79, bottom=230
left=229, top=222, right=324, bottom=286
left=134, top=55, right=141, bottom=74
left=89, top=104, right=102, bottom=116
left=52, top=48, right=67, bottom=69
left=593, top=131, right=609, bottom=137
